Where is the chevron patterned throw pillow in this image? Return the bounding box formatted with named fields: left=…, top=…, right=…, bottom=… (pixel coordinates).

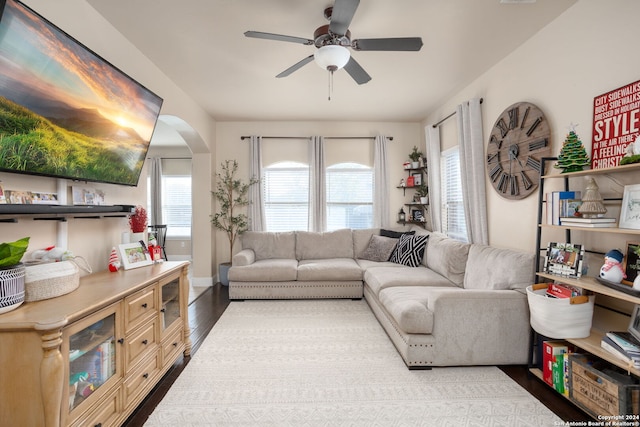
left=389, top=233, right=429, bottom=267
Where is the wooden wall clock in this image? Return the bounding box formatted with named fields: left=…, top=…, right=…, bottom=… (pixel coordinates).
left=486, top=102, right=551, bottom=200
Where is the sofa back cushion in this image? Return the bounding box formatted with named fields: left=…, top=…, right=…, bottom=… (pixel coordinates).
left=240, top=231, right=296, bottom=260
left=352, top=228, right=379, bottom=258
left=463, top=244, right=535, bottom=290
left=425, top=232, right=470, bottom=287
left=296, top=229, right=354, bottom=260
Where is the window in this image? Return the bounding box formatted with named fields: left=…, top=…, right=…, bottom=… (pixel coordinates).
left=440, top=147, right=467, bottom=242
left=263, top=161, right=309, bottom=231
left=147, top=159, right=192, bottom=239
left=326, top=163, right=373, bottom=230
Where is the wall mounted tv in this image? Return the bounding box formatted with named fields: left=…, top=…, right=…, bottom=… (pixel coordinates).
left=0, top=0, right=163, bottom=187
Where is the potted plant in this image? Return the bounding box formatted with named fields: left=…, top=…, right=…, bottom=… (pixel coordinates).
left=128, top=205, right=148, bottom=243
left=416, top=184, right=429, bottom=205
left=408, top=145, right=423, bottom=168
left=0, top=237, right=29, bottom=314
left=211, top=160, right=259, bottom=286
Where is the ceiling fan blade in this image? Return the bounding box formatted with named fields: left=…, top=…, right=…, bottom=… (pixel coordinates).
left=244, top=31, right=314, bottom=45
left=276, top=55, right=315, bottom=78
left=352, top=37, right=423, bottom=51
left=343, top=57, right=371, bottom=85
left=329, top=0, right=360, bottom=36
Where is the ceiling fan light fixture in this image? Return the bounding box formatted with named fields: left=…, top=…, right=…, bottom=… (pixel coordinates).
left=314, top=45, right=350, bottom=71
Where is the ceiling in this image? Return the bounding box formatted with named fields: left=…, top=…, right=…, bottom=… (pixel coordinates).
left=87, top=0, right=576, bottom=125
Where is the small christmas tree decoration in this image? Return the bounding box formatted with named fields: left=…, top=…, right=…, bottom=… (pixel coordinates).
left=108, top=247, right=120, bottom=272
left=577, top=177, right=607, bottom=218
left=554, top=126, right=590, bottom=173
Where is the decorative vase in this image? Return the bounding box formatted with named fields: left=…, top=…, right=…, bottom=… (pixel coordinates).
left=218, top=262, right=231, bottom=286
left=420, top=197, right=428, bottom=205
left=411, top=161, right=420, bottom=169
left=0, top=263, right=26, bottom=314
left=130, top=232, right=146, bottom=244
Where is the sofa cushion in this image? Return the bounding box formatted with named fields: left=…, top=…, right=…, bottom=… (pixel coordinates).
left=463, top=244, right=535, bottom=290
left=297, top=258, right=363, bottom=281
left=364, top=266, right=456, bottom=296
left=389, top=234, right=429, bottom=267
left=228, top=259, right=298, bottom=282
left=359, top=235, right=398, bottom=262
left=296, top=229, right=354, bottom=260
left=425, top=233, right=470, bottom=287
left=380, top=229, right=416, bottom=238
left=240, top=231, right=296, bottom=261
left=378, top=286, right=456, bottom=334
left=352, top=228, right=379, bottom=258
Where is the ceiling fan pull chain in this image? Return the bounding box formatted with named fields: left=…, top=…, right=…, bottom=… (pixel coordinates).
left=328, top=70, right=332, bottom=101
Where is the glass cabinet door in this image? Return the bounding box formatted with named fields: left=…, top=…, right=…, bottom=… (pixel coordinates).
left=66, top=304, right=120, bottom=414
left=160, top=274, right=181, bottom=333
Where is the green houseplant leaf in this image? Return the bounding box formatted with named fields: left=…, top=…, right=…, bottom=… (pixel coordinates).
left=0, top=237, right=30, bottom=268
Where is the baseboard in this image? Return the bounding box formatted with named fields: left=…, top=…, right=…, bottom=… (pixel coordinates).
left=191, top=276, right=214, bottom=287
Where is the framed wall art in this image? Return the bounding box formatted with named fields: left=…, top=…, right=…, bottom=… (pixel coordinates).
left=622, top=241, right=640, bottom=286
left=619, top=184, right=640, bottom=230
left=118, top=242, right=152, bottom=270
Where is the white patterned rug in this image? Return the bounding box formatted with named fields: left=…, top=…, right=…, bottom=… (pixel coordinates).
left=145, top=300, right=561, bottom=426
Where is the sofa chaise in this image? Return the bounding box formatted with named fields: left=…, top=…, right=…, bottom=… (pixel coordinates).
left=228, top=227, right=534, bottom=368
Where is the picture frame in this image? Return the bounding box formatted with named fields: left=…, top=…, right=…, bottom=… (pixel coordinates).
left=411, top=172, right=422, bottom=186
left=622, top=241, right=640, bottom=286
left=543, top=242, right=585, bottom=278
left=628, top=304, right=640, bottom=343
left=412, top=209, right=424, bottom=222
left=619, top=183, right=640, bottom=230
left=118, top=242, right=152, bottom=270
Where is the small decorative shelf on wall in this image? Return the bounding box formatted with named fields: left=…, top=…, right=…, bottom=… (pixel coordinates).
left=0, top=204, right=135, bottom=222
left=397, top=166, right=429, bottom=228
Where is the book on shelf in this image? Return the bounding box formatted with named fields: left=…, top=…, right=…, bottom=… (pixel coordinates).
left=560, top=217, right=617, bottom=227
left=547, top=191, right=581, bottom=225
left=601, top=336, right=640, bottom=368
left=606, top=331, right=640, bottom=355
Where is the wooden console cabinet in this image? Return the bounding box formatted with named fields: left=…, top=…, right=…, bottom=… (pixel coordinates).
left=0, top=261, right=191, bottom=427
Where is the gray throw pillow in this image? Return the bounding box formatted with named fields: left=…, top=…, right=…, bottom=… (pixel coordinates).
left=359, top=235, right=398, bottom=262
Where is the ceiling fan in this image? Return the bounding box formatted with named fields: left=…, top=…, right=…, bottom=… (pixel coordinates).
left=244, top=0, right=423, bottom=85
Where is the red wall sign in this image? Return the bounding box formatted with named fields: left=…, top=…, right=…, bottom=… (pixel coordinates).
left=591, top=79, right=640, bottom=169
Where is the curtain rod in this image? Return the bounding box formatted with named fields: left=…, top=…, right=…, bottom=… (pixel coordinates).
left=432, top=98, right=484, bottom=128
left=240, top=135, right=393, bottom=141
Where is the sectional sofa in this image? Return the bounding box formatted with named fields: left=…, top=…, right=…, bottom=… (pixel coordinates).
left=228, top=227, right=535, bottom=368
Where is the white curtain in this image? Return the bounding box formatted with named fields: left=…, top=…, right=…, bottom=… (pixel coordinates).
left=456, top=98, right=488, bottom=245
left=248, top=135, right=265, bottom=231
left=426, top=126, right=442, bottom=232
left=149, top=157, right=163, bottom=225
left=373, top=135, right=390, bottom=228
left=308, top=136, right=325, bottom=232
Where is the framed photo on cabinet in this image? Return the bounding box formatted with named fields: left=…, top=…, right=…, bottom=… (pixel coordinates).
left=118, top=242, right=152, bottom=270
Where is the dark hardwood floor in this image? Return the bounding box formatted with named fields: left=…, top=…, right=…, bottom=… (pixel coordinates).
left=123, top=284, right=591, bottom=426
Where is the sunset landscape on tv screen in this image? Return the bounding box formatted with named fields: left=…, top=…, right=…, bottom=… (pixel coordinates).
left=0, top=0, right=163, bottom=186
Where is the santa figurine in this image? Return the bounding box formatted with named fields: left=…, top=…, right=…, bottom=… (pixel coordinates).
left=108, top=247, right=121, bottom=272
left=599, top=249, right=626, bottom=283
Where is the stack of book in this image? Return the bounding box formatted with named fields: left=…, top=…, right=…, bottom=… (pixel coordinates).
left=560, top=217, right=617, bottom=228
left=600, top=331, right=640, bottom=368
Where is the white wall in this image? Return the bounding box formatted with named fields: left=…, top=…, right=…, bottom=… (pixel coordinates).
left=423, top=0, right=640, bottom=253
left=213, top=121, right=422, bottom=268
left=0, top=0, right=215, bottom=283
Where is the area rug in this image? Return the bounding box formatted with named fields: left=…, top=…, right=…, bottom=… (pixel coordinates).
left=145, top=299, right=561, bottom=426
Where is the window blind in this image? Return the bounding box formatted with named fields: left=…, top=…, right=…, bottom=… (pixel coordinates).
left=440, top=147, right=467, bottom=242
left=263, top=162, right=309, bottom=231
left=326, top=163, right=373, bottom=230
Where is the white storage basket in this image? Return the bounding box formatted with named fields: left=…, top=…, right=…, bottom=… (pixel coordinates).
left=24, top=261, right=80, bottom=302
left=526, top=284, right=595, bottom=339
left=0, top=263, right=26, bottom=314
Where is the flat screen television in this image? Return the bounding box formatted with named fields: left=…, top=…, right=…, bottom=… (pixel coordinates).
left=0, top=0, right=163, bottom=187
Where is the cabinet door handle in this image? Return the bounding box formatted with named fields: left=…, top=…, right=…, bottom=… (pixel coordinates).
left=118, top=338, right=124, bottom=345
left=142, top=303, right=148, bottom=308
left=173, top=342, right=178, bottom=347
left=142, top=339, right=148, bottom=345
left=160, top=308, right=166, bottom=313
left=95, top=424, right=102, bottom=427
left=143, top=373, right=149, bottom=379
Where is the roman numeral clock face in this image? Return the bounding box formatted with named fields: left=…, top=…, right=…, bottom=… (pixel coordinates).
left=486, top=102, right=551, bottom=200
